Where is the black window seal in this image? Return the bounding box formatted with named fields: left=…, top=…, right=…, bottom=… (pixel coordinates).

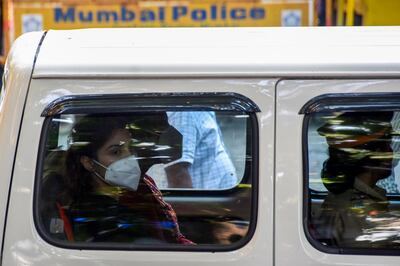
left=41, top=92, right=260, bottom=117
left=299, top=92, right=400, bottom=115
left=302, top=93, right=400, bottom=256
left=33, top=93, right=259, bottom=252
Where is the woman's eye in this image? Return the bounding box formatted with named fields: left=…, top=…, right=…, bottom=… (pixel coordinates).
left=110, top=149, right=121, bottom=156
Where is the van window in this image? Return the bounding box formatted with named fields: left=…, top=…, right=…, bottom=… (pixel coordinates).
left=36, top=108, right=256, bottom=249
left=306, top=110, right=400, bottom=253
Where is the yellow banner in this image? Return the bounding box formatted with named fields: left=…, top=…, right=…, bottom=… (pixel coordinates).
left=13, top=2, right=310, bottom=38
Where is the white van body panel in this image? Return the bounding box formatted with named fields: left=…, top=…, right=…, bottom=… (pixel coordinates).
left=276, top=79, right=400, bottom=266
left=2, top=78, right=275, bottom=266
left=33, top=27, right=400, bottom=78
left=0, top=31, right=43, bottom=253
left=1, top=27, right=400, bottom=265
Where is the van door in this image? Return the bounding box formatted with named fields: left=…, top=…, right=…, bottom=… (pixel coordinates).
left=276, top=79, right=400, bottom=266
left=2, top=78, right=275, bottom=266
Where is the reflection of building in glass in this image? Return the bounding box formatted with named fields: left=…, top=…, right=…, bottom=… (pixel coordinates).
left=308, top=115, right=329, bottom=192
left=309, top=111, right=400, bottom=249
left=309, top=112, right=400, bottom=194
left=378, top=112, right=400, bottom=193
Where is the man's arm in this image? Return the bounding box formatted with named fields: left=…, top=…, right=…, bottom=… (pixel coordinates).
left=165, top=162, right=193, bottom=188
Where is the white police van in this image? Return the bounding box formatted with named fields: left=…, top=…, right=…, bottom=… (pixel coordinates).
left=1, top=27, right=400, bottom=265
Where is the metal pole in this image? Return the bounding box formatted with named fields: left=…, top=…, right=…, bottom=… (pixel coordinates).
left=326, top=0, right=333, bottom=26
left=337, top=0, right=344, bottom=26
left=346, top=0, right=355, bottom=26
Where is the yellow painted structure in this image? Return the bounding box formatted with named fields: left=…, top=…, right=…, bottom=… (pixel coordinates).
left=333, top=0, right=400, bottom=26
left=362, top=0, right=400, bottom=26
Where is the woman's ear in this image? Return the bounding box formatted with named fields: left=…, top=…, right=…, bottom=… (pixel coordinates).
left=80, top=155, right=95, bottom=172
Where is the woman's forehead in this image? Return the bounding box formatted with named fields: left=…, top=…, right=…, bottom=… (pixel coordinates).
left=103, top=129, right=132, bottom=147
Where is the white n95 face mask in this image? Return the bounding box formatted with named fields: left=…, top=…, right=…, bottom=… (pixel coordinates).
left=93, top=155, right=142, bottom=191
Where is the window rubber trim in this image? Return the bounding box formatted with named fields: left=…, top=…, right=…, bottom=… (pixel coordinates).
left=299, top=92, right=400, bottom=115
left=33, top=93, right=259, bottom=252
left=301, top=93, right=400, bottom=256
left=41, top=92, right=260, bottom=117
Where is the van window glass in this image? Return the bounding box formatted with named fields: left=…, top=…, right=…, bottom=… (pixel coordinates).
left=307, top=111, right=400, bottom=251
left=37, top=111, right=254, bottom=248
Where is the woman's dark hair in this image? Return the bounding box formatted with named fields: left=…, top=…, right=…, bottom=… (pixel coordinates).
left=63, top=115, right=129, bottom=203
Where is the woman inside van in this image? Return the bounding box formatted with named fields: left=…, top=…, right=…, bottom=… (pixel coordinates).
left=57, top=114, right=193, bottom=245
left=316, top=111, right=398, bottom=248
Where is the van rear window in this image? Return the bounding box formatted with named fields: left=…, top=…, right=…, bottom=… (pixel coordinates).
left=306, top=110, right=400, bottom=253
left=35, top=105, right=257, bottom=250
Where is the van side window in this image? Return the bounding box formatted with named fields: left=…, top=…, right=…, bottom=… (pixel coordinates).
left=306, top=110, right=400, bottom=252
left=36, top=107, right=256, bottom=249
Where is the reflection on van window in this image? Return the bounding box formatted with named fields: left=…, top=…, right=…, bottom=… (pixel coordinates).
left=39, top=111, right=253, bottom=247
left=307, top=111, right=400, bottom=249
